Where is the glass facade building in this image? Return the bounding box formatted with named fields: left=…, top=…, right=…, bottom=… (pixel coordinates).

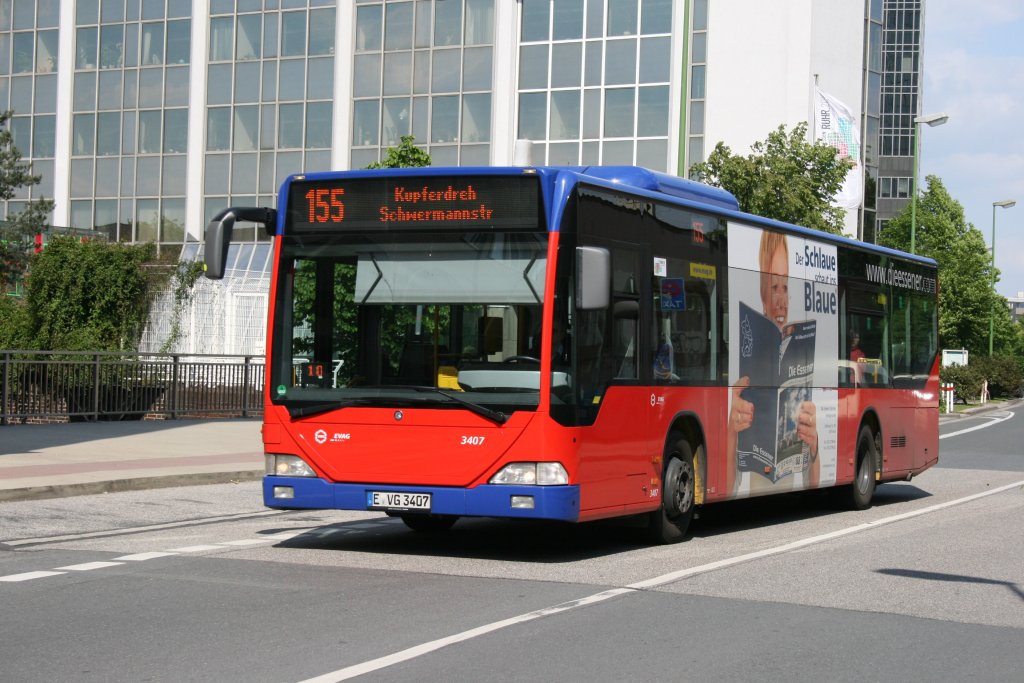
left=515, top=0, right=672, bottom=168
left=861, top=0, right=882, bottom=244
left=352, top=0, right=495, bottom=168
left=0, top=0, right=924, bottom=256
left=70, top=0, right=192, bottom=243
left=873, top=0, right=925, bottom=238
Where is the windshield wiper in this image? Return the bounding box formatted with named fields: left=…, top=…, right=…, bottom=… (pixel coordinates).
left=408, top=386, right=508, bottom=424
left=286, top=388, right=507, bottom=424
left=288, top=397, right=399, bottom=419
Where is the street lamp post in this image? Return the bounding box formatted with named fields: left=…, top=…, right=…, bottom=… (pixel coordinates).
left=989, top=199, right=1017, bottom=355
left=909, top=113, right=949, bottom=254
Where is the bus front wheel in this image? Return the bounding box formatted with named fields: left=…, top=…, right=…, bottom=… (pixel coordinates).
left=647, top=439, right=696, bottom=544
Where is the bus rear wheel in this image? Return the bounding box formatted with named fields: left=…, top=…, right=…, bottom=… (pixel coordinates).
left=400, top=514, right=458, bottom=533
left=647, top=439, right=696, bottom=544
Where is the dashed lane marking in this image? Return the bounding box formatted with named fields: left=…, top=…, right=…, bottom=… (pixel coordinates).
left=115, top=552, right=179, bottom=561
left=1, top=528, right=324, bottom=582
left=54, top=561, right=125, bottom=571
left=0, top=571, right=66, bottom=582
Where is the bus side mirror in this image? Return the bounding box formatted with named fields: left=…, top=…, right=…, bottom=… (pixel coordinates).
left=576, top=246, right=610, bottom=310
left=204, top=207, right=277, bottom=279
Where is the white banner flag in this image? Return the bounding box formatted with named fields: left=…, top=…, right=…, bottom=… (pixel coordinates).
left=813, top=87, right=862, bottom=210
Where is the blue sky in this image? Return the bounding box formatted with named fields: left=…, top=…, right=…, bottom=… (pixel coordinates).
left=920, top=0, right=1024, bottom=298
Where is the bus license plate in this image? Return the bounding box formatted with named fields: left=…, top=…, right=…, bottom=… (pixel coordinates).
left=368, top=491, right=432, bottom=511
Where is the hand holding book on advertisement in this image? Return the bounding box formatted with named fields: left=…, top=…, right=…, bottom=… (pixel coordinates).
left=797, top=399, right=820, bottom=487
left=797, top=400, right=819, bottom=458
left=725, top=376, right=753, bottom=496
left=729, top=376, right=754, bottom=434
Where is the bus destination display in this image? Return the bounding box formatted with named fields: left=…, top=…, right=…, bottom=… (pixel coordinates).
left=288, top=175, right=541, bottom=231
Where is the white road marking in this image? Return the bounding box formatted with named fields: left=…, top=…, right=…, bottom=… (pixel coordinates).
left=295, top=478, right=1024, bottom=683
left=115, top=552, right=179, bottom=561
left=629, top=480, right=1024, bottom=589
left=0, top=571, right=66, bottom=582
left=54, top=561, right=125, bottom=571
left=296, top=588, right=636, bottom=683
left=941, top=411, right=1014, bottom=439
left=0, top=530, right=309, bottom=584
left=220, top=539, right=274, bottom=546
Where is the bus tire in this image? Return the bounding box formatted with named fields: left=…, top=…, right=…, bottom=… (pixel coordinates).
left=647, top=438, right=696, bottom=544
left=400, top=514, right=458, bottom=533
left=843, top=425, right=878, bottom=510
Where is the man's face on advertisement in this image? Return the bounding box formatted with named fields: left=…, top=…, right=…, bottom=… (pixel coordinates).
left=764, top=246, right=788, bottom=330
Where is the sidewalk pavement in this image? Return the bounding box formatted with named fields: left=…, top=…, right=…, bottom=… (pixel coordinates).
left=0, top=419, right=263, bottom=503
left=1, top=399, right=1016, bottom=504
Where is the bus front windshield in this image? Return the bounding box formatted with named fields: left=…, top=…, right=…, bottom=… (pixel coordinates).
left=270, top=231, right=550, bottom=419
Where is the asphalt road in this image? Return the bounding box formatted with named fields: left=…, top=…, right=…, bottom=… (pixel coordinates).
left=2, top=410, right=1022, bottom=682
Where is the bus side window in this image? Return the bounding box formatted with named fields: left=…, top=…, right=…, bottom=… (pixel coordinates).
left=651, top=259, right=715, bottom=384
left=845, top=312, right=886, bottom=386
left=612, top=300, right=638, bottom=379
left=674, top=285, right=711, bottom=381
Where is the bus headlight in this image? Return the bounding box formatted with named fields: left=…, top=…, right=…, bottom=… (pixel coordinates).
left=490, top=462, right=568, bottom=486
left=266, top=454, right=316, bottom=477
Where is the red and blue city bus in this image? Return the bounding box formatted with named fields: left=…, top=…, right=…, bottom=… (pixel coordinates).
left=204, top=165, right=938, bottom=542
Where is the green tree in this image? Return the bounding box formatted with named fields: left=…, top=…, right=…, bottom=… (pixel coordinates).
left=0, top=110, right=56, bottom=287
left=877, top=175, right=1014, bottom=356
left=1011, top=320, right=1024, bottom=368
left=689, top=123, right=851, bottom=235
left=23, top=237, right=161, bottom=351
left=0, top=293, right=30, bottom=348
left=365, top=135, right=432, bottom=169
left=939, top=363, right=984, bottom=403
left=972, top=354, right=1024, bottom=398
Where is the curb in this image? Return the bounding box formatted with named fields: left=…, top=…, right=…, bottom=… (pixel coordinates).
left=0, top=470, right=263, bottom=504
left=939, top=398, right=1022, bottom=421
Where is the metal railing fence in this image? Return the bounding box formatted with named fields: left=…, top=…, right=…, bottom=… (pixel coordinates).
left=1, top=350, right=264, bottom=424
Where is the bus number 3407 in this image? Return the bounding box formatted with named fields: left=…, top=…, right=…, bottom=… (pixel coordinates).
left=460, top=436, right=485, bottom=446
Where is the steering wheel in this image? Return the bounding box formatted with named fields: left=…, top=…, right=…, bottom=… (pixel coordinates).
left=503, top=355, right=540, bottom=364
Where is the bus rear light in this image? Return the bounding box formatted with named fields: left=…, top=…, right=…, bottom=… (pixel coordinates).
left=266, top=454, right=316, bottom=477
left=490, top=462, right=568, bottom=486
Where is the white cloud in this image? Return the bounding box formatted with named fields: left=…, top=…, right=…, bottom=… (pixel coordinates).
left=927, top=0, right=1024, bottom=36
left=922, top=49, right=1024, bottom=162
left=943, top=152, right=1024, bottom=179
left=926, top=49, right=1024, bottom=113
left=923, top=1, right=1024, bottom=298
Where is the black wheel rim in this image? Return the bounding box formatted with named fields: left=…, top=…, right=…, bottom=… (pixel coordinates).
left=857, top=460, right=871, bottom=494
left=664, top=456, right=694, bottom=519
left=857, top=440, right=873, bottom=494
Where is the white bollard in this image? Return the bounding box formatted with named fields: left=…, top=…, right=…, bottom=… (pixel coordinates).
left=941, top=382, right=955, bottom=413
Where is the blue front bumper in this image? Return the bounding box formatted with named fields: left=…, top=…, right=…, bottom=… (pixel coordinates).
left=263, top=476, right=581, bottom=522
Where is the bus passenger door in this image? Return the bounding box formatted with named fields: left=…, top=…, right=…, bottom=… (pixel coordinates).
left=575, top=240, right=654, bottom=511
